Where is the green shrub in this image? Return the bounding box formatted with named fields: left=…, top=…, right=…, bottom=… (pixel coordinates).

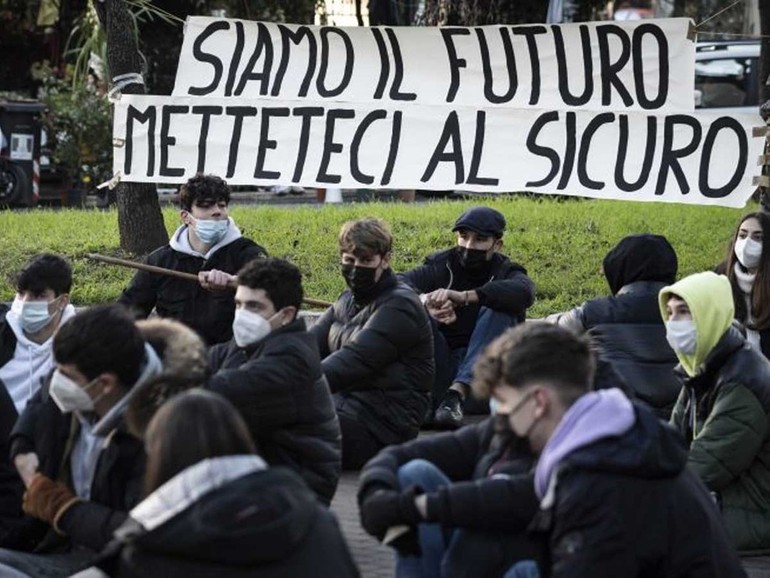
left=0, top=197, right=748, bottom=316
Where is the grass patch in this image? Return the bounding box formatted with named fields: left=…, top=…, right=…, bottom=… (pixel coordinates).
left=0, top=197, right=749, bottom=316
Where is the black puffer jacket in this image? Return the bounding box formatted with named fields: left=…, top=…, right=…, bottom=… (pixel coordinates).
left=92, top=465, right=360, bottom=578
left=0, top=305, right=25, bottom=542
left=208, top=319, right=342, bottom=505
left=531, top=405, right=744, bottom=578
left=359, top=418, right=538, bottom=532
left=549, top=235, right=680, bottom=418
left=310, top=270, right=433, bottom=446
left=400, top=248, right=534, bottom=349
left=118, top=237, right=266, bottom=345
left=6, top=385, right=144, bottom=553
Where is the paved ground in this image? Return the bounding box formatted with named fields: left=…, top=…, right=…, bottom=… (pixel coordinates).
left=331, top=471, right=396, bottom=578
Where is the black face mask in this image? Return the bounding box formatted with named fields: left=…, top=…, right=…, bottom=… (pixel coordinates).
left=341, top=264, right=379, bottom=298
left=457, top=247, right=491, bottom=271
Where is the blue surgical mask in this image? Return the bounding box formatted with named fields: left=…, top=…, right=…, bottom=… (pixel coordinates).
left=11, top=296, right=60, bottom=334
left=192, top=217, right=229, bottom=245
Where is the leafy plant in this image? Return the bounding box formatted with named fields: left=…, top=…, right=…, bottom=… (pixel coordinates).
left=31, top=61, right=113, bottom=190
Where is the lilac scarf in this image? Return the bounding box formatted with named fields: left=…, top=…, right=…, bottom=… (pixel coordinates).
left=534, top=388, right=635, bottom=499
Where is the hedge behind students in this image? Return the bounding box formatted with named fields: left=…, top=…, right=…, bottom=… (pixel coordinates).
left=79, top=390, right=359, bottom=578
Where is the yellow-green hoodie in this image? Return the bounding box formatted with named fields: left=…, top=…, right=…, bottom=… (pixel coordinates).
left=658, top=271, right=734, bottom=377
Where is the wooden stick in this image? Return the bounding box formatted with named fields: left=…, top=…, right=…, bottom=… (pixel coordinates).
left=86, top=253, right=333, bottom=308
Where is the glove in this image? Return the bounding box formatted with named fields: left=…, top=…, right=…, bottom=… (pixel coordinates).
left=22, top=474, right=80, bottom=531
left=390, top=527, right=422, bottom=558
left=360, top=485, right=423, bottom=541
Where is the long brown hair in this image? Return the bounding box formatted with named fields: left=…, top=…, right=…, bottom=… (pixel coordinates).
left=723, top=211, right=770, bottom=330
left=143, top=389, right=256, bottom=495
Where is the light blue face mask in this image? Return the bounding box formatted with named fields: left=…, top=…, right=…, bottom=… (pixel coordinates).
left=11, top=296, right=59, bottom=334
left=193, top=218, right=228, bottom=245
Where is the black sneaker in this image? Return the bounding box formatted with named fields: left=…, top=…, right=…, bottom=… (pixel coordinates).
left=433, top=391, right=464, bottom=430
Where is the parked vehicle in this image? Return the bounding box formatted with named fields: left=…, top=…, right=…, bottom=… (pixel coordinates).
left=695, top=41, right=761, bottom=118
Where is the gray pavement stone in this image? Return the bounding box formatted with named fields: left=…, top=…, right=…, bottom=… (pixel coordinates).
left=332, top=471, right=395, bottom=578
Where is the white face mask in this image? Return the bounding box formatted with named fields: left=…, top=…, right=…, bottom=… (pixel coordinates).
left=666, top=319, right=698, bottom=355
left=11, top=296, right=60, bottom=335
left=192, top=217, right=228, bottom=245
left=232, top=309, right=279, bottom=348
left=735, top=237, right=763, bottom=270
left=49, top=370, right=101, bottom=414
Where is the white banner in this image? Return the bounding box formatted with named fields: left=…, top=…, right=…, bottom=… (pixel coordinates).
left=113, top=95, right=761, bottom=207
left=173, top=17, right=695, bottom=113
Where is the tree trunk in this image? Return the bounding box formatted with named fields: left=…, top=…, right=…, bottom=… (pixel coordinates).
left=760, top=0, right=770, bottom=104
left=102, top=0, right=169, bottom=255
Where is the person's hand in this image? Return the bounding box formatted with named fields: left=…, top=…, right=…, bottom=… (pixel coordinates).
left=198, top=270, right=237, bottom=291
left=22, top=474, right=79, bottom=528
left=14, top=453, right=39, bottom=487
left=360, top=486, right=423, bottom=541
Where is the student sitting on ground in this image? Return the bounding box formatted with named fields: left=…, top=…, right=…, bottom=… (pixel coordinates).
left=119, top=174, right=267, bottom=345
left=400, top=206, right=534, bottom=429
left=310, top=218, right=434, bottom=470
left=0, top=306, right=206, bottom=578
left=547, top=234, right=680, bottom=419
left=661, top=271, right=770, bottom=554
left=716, top=211, right=770, bottom=359
left=0, top=254, right=75, bottom=540
left=484, top=323, right=742, bottom=577
left=207, top=258, right=342, bottom=505
left=77, top=390, right=359, bottom=578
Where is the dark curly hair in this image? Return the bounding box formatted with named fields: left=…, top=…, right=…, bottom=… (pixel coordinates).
left=15, top=254, right=72, bottom=296
left=178, top=174, right=231, bottom=212
left=237, top=258, right=303, bottom=311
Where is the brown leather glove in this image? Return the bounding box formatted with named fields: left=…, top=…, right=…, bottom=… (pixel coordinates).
left=22, top=474, right=80, bottom=532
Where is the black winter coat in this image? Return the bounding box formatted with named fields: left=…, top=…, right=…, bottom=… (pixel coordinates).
left=531, top=405, right=744, bottom=578
left=118, top=237, right=266, bottom=345
left=93, top=467, right=359, bottom=578
left=359, top=418, right=538, bottom=532
left=4, top=385, right=145, bottom=554
left=208, top=319, right=342, bottom=505
left=310, top=271, right=433, bottom=446
left=0, top=305, right=25, bottom=542
left=400, top=248, right=534, bottom=349
left=570, top=281, right=680, bottom=418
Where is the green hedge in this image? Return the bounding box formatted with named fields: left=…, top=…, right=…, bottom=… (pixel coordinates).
left=0, top=198, right=750, bottom=316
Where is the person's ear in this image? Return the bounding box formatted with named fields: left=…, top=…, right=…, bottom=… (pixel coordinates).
left=57, top=294, right=70, bottom=312
left=98, top=373, right=123, bottom=396
left=532, top=388, right=547, bottom=420
left=180, top=210, right=191, bottom=226
left=493, top=238, right=503, bottom=252
left=281, top=306, right=298, bottom=326
left=381, top=252, right=392, bottom=269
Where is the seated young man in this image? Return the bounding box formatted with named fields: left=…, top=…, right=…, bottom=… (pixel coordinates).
left=207, top=258, right=342, bottom=505
left=311, top=218, right=434, bottom=470
left=661, top=271, right=770, bottom=555
left=0, top=305, right=165, bottom=577
left=400, top=206, right=534, bottom=429
left=0, top=255, right=75, bottom=541
left=547, top=234, right=681, bottom=419
left=119, top=173, right=267, bottom=345
left=360, top=323, right=744, bottom=578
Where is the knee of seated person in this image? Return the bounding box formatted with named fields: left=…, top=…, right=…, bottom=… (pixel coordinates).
left=397, top=459, right=442, bottom=488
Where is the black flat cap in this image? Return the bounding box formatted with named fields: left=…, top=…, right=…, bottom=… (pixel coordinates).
left=452, top=207, right=506, bottom=238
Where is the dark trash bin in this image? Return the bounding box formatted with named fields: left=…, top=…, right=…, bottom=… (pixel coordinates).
left=0, top=100, right=45, bottom=207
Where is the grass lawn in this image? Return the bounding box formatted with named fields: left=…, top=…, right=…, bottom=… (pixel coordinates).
left=0, top=197, right=751, bottom=316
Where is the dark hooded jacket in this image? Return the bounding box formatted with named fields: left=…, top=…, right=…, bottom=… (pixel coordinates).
left=359, top=417, right=538, bottom=533
left=118, top=228, right=266, bottom=345
left=531, top=405, right=744, bottom=578
left=310, top=270, right=433, bottom=446
left=208, top=318, right=342, bottom=505
left=399, top=248, right=534, bottom=349
left=90, top=463, right=359, bottom=578
left=1, top=320, right=207, bottom=554
left=548, top=234, right=680, bottom=418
